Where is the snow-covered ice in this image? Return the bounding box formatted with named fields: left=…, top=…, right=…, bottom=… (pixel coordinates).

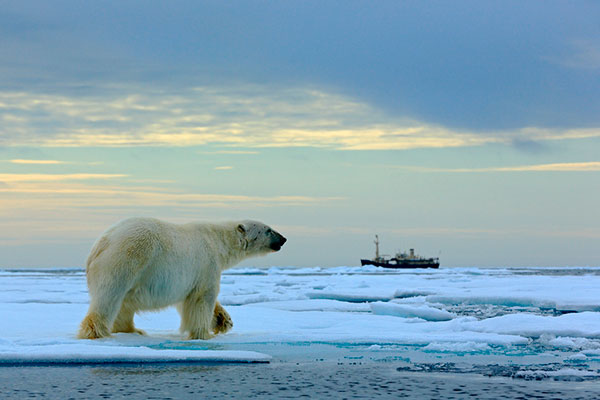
left=370, top=301, right=456, bottom=321
left=1, top=266, right=600, bottom=377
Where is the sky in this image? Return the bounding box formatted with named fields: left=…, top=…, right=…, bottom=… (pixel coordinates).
left=1, top=1, right=599, bottom=268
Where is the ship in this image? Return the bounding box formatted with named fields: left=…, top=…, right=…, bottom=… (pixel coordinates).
left=361, top=235, right=440, bottom=269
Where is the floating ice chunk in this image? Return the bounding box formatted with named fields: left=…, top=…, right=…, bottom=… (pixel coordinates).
left=233, top=288, right=260, bottom=296
left=391, top=296, right=441, bottom=307
left=0, top=344, right=271, bottom=365
left=423, top=341, right=491, bottom=353
left=220, top=294, right=279, bottom=306
left=539, top=334, right=600, bottom=351
left=582, top=349, right=600, bottom=357
left=244, top=299, right=371, bottom=313
left=567, top=353, right=588, bottom=361
left=514, top=368, right=600, bottom=380
left=307, top=291, right=394, bottom=303
left=464, top=312, right=600, bottom=339
left=427, top=295, right=556, bottom=309
left=370, top=302, right=455, bottom=321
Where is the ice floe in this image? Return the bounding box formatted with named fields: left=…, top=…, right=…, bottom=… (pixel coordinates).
left=370, top=302, right=455, bottom=321
left=0, top=344, right=270, bottom=365
left=1, top=266, right=600, bottom=371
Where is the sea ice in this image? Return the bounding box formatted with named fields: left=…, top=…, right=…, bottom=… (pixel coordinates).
left=514, top=368, right=600, bottom=380
left=0, top=343, right=270, bottom=365
left=462, top=312, right=600, bottom=338
left=370, top=302, right=455, bottom=321
left=422, top=341, right=492, bottom=353
left=1, top=266, right=600, bottom=372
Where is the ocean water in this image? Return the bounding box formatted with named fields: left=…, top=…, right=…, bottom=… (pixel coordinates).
left=1, top=266, right=600, bottom=398
left=3, top=363, right=600, bottom=399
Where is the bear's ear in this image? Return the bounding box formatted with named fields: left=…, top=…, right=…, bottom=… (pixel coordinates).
left=237, top=224, right=246, bottom=234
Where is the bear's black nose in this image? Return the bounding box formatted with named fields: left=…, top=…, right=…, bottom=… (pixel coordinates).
left=270, top=234, right=287, bottom=251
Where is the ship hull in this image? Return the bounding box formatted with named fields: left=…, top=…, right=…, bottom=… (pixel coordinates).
left=360, top=259, right=439, bottom=269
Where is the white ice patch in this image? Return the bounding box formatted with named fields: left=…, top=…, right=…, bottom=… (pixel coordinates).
left=567, top=353, right=588, bottom=361
left=463, top=312, right=600, bottom=339
left=306, top=291, right=395, bottom=303
left=514, top=368, right=600, bottom=380
left=244, top=299, right=371, bottom=313
left=539, top=334, right=600, bottom=351
left=212, top=308, right=528, bottom=346
left=427, top=295, right=557, bottom=309
left=0, top=344, right=270, bottom=365
left=423, top=341, right=492, bottom=353
left=220, top=294, right=285, bottom=306
left=370, top=302, right=455, bottom=321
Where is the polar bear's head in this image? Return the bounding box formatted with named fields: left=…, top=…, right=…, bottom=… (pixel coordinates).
left=237, top=221, right=287, bottom=255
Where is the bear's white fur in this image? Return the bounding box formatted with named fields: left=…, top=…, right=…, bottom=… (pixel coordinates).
left=77, top=217, right=286, bottom=340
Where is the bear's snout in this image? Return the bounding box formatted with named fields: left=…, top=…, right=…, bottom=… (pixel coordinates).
left=270, top=233, right=287, bottom=252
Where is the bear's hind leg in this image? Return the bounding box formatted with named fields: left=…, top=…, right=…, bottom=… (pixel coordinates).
left=78, top=311, right=111, bottom=339
left=78, top=273, right=134, bottom=339
left=78, top=296, right=124, bottom=339
left=112, top=302, right=146, bottom=335
left=212, top=301, right=233, bottom=334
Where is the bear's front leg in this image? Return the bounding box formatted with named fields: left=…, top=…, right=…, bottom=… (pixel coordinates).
left=180, top=287, right=218, bottom=340
left=212, top=301, right=233, bottom=334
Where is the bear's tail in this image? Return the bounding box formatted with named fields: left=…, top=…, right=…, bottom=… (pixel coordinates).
left=77, top=312, right=111, bottom=339
left=86, top=236, right=110, bottom=271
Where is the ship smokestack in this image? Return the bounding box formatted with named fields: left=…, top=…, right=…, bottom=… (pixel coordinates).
left=410, top=248, right=414, bottom=257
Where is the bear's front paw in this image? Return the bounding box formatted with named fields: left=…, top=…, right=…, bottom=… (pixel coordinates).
left=212, top=302, right=233, bottom=334
left=187, top=329, right=214, bottom=340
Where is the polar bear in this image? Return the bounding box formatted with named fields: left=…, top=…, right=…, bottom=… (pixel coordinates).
left=77, top=217, right=286, bottom=340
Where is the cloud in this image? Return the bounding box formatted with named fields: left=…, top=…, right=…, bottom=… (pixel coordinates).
left=499, top=162, right=600, bottom=172
left=398, top=161, right=600, bottom=173
left=1, top=85, right=599, bottom=151
left=0, top=179, right=343, bottom=213
left=214, top=166, right=233, bottom=170
left=2, top=159, right=104, bottom=166
left=199, top=150, right=259, bottom=155
left=0, top=173, right=127, bottom=182
left=6, top=159, right=68, bottom=165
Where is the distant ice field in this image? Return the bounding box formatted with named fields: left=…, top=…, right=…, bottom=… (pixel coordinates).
left=1, top=266, right=600, bottom=380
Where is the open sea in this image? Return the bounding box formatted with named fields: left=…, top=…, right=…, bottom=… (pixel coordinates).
left=2, top=362, right=600, bottom=399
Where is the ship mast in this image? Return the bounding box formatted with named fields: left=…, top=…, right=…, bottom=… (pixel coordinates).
left=374, top=235, right=380, bottom=260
